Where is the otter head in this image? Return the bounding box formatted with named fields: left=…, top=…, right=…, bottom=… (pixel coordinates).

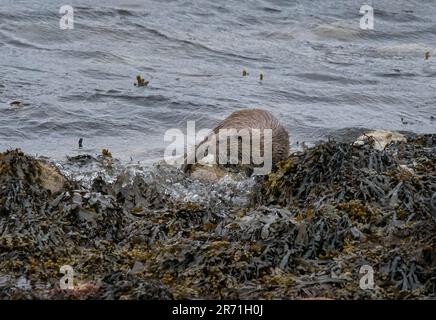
left=183, top=108, right=290, bottom=176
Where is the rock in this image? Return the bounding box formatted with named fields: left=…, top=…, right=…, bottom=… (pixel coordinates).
left=9, top=100, right=23, bottom=107
left=190, top=165, right=227, bottom=182
left=353, top=130, right=407, bottom=151
left=38, top=161, right=67, bottom=194
left=130, top=261, right=145, bottom=274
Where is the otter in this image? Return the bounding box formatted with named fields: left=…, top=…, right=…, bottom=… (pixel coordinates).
left=182, top=108, right=289, bottom=175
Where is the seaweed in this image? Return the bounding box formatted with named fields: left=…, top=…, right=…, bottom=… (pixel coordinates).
left=0, top=134, right=435, bottom=299
left=134, top=75, right=149, bottom=87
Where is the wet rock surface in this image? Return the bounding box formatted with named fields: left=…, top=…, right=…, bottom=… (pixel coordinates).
left=0, top=134, right=435, bottom=299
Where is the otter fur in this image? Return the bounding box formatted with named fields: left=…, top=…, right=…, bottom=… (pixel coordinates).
left=183, top=108, right=289, bottom=175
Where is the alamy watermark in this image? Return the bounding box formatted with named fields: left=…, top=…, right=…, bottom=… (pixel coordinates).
left=59, top=5, right=74, bottom=30
left=58, top=4, right=375, bottom=31
left=59, top=265, right=75, bottom=290
left=360, top=5, right=374, bottom=30
left=359, top=265, right=375, bottom=290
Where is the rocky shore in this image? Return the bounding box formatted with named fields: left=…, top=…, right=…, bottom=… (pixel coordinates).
left=0, top=133, right=435, bottom=299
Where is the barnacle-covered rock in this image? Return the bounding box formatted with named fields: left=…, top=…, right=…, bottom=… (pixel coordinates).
left=353, top=130, right=407, bottom=151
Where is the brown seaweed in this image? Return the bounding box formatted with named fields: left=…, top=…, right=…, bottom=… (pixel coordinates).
left=0, top=134, right=435, bottom=299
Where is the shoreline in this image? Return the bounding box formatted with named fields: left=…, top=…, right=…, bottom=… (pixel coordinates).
left=0, top=132, right=435, bottom=299
left=2, top=126, right=432, bottom=167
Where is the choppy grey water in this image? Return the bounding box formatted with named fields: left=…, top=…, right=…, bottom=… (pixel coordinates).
left=1, top=0, right=435, bottom=164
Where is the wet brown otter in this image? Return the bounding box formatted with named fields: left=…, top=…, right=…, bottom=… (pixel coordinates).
left=183, top=108, right=289, bottom=175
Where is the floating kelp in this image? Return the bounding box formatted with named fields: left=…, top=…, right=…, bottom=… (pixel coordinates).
left=0, top=134, right=435, bottom=299
left=134, top=75, right=149, bottom=87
